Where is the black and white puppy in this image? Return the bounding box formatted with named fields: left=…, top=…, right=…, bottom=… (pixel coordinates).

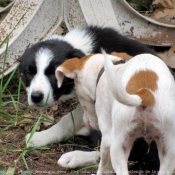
left=20, top=26, right=161, bottom=171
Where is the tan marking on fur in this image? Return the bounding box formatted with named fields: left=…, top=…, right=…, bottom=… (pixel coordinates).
left=136, top=89, right=155, bottom=106
left=126, top=70, right=158, bottom=106
left=110, top=52, right=132, bottom=60
left=60, top=55, right=93, bottom=74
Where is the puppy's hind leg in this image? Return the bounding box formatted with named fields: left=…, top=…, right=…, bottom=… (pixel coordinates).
left=156, top=132, right=175, bottom=175
left=110, top=131, right=135, bottom=175
left=110, top=106, right=136, bottom=175
left=26, top=104, right=86, bottom=147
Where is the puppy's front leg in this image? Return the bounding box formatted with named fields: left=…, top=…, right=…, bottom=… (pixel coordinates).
left=58, top=150, right=100, bottom=169
left=97, top=135, right=113, bottom=175
left=26, top=104, right=87, bottom=147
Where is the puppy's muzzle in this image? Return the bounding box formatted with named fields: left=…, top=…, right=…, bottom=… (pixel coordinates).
left=31, top=91, right=44, bottom=104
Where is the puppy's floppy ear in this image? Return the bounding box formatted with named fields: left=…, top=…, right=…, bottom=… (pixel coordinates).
left=55, top=67, right=65, bottom=88
left=55, top=58, right=80, bottom=88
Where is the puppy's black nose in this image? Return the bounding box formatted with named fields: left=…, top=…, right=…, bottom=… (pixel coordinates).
left=31, top=91, right=44, bottom=103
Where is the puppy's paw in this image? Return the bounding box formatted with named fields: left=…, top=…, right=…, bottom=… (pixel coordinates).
left=58, top=150, right=99, bottom=169
left=25, top=132, right=47, bottom=147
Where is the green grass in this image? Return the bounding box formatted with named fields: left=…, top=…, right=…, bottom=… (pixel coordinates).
left=0, top=41, right=29, bottom=174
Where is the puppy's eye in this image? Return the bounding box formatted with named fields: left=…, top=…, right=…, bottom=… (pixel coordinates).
left=45, top=69, right=55, bottom=77
left=51, top=72, right=55, bottom=77
left=49, top=73, right=55, bottom=78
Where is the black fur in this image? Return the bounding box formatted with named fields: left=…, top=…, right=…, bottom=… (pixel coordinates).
left=86, top=26, right=156, bottom=56
left=87, top=129, right=102, bottom=148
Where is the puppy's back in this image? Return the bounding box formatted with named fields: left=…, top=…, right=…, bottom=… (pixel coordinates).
left=104, top=53, right=175, bottom=107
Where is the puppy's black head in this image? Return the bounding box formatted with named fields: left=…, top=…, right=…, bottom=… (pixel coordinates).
left=19, top=38, right=85, bottom=107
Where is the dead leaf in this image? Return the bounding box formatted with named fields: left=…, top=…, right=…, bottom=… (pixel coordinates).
left=159, top=45, right=175, bottom=68
left=167, top=44, right=175, bottom=57
left=153, top=0, right=175, bottom=9
left=57, top=26, right=64, bottom=35
left=151, top=0, right=175, bottom=24
left=43, top=115, right=54, bottom=127
left=18, top=118, right=33, bottom=125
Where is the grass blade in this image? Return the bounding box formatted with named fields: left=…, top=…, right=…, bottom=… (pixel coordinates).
left=26, top=92, right=51, bottom=145
left=70, top=111, right=75, bottom=142
left=17, top=76, right=22, bottom=103
left=21, top=153, right=29, bottom=170
left=0, top=165, right=4, bottom=175
left=6, top=167, right=15, bottom=175
left=2, top=68, right=16, bottom=92
left=26, top=113, right=42, bottom=145
left=73, top=164, right=98, bottom=175
left=0, top=125, right=12, bottom=133
left=21, top=169, right=31, bottom=175
left=3, top=140, right=15, bottom=157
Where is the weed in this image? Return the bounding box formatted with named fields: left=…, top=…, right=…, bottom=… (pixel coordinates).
left=0, top=0, right=12, bottom=7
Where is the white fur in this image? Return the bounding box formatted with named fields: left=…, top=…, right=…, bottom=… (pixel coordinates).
left=64, top=28, right=94, bottom=54
left=57, top=53, right=175, bottom=174
left=58, top=150, right=100, bottom=169
left=27, top=48, right=55, bottom=107
left=49, top=28, right=94, bottom=54
left=48, top=34, right=64, bottom=41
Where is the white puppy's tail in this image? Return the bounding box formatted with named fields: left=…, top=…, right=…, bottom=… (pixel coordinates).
left=103, top=50, right=142, bottom=106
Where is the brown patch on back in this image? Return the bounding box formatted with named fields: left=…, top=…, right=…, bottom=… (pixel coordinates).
left=136, top=89, right=155, bottom=106
left=110, top=52, right=132, bottom=60
left=126, top=70, right=158, bottom=106
left=60, top=55, right=93, bottom=74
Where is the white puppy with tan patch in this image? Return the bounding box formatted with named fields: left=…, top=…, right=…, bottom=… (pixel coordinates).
left=56, top=52, right=175, bottom=174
